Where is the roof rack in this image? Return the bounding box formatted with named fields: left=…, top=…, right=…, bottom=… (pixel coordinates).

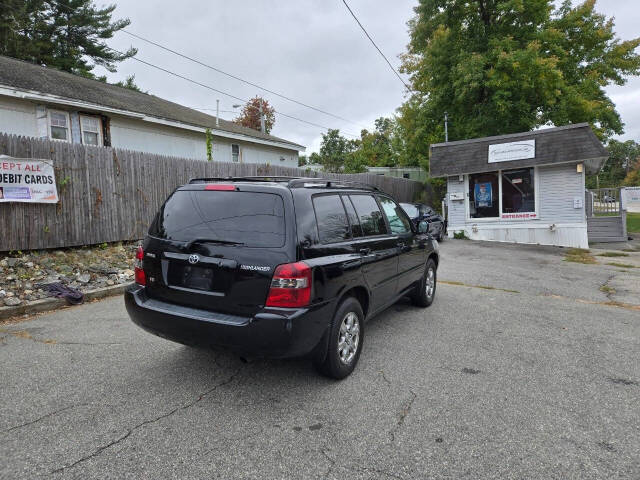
left=189, top=176, right=303, bottom=184
left=188, top=176, right=379, bottom=192
left=287, top=178, right=380, bottom=191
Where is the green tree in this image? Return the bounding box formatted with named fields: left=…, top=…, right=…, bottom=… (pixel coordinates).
left=234, top=96, right=276, bottom=134
left=622, top=159, right=640, bottom=187
left=587, top=139, right=640, bottom=189
left=318, top=129, right=357, bottom=173
left=399, top=0, right=640, bottom=168
left=112, top=74, right=145, bottom=92
left=352, top=117, right=397, bottom=168
left=0, top=0, right=136, bottom=78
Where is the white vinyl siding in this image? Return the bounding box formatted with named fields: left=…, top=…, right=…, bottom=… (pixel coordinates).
left=537, top=164, right=585, bottom=223
left=447, top=176, right=466, bottom=227
left=0, top=97, right=37, bottom=137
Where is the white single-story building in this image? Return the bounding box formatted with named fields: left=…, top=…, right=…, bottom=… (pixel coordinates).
left=0, top=55, right=305, bottom=166
left=430, top=124, right=608, bottom=248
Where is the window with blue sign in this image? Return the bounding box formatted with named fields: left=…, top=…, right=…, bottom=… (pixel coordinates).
left=469, top=172, right=499, bottom=218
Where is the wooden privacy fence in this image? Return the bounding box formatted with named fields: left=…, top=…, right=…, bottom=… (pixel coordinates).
left=0, top=133, right=426, bottom=251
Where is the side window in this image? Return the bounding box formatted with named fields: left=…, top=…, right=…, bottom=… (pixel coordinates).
left=313, top=194, right=350, bottom=244
left=80, top=115, right=102, bottom=146
left=378, top=196, right=412, bottom=234
left=48, top=110, right=70, bottom=142
left=349, top=194, right=388, bottom=236
left=342, top=195, right=362, bottom=238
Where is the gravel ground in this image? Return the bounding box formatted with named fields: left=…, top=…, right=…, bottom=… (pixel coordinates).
left=0, top=242, right=137, bottom=307
left=1, top=239, right=638, bottom=479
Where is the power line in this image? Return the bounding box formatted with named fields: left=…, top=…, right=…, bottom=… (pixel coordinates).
left=108, top=47, right=359, bottom=137
left=34, top=0, right=362, bottom=137
left=119, top=29, right=366, bottom=129
left=341, top=0, right=411, bottom=91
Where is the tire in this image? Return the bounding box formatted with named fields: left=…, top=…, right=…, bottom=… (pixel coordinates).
left=313, top=297, right=364, bottom=380
left=411, top=258, right=437, bottom=308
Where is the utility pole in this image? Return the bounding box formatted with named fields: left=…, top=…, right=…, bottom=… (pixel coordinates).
left=444, top=112, right=449, bottom=143
left=259, top=102, right=265, bottom=133
left=216, top=99, right=220, bottom=127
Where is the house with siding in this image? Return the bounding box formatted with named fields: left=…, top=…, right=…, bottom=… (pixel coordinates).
left=0, top=55, right=305, bottom=166
left=430, top=124, right=609, bottom=248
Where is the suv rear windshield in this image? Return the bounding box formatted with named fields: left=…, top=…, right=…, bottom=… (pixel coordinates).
left=150, top=190, right=285, bottom=248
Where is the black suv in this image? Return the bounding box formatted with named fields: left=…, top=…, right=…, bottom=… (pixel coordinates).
left=125, top=177, right=439, bottom=379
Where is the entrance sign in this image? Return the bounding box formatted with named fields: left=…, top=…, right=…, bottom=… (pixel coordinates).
left=488, top=140, right=535, bottom=163
left=0, top=155, right=58, bottom=203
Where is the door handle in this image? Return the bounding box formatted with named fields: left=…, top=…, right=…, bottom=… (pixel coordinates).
left=359, top=247, right=371, bottom=256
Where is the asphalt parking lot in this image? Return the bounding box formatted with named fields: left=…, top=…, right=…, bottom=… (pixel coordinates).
left=1, top=239, right=639, bottom=479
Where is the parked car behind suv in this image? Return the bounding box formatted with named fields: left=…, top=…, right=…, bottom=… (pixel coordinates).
left=400, top=203, right=446, bottom=241
left=125, top=177, right=439, bottom=379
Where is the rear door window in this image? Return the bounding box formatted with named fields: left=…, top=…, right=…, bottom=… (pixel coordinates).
left=150, top=190, right=285, bottom=248
left=313, top=194, right=350, bottom=243
left=349, top=194, right=388, bottom=237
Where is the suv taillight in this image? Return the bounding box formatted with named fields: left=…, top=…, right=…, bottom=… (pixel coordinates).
left=134, top=246, right=146, bottom=286
left=265, top=262, right=312, bottom=308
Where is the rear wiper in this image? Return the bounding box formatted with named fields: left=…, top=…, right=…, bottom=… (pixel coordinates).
left=183, top=238, right=245, bottom=250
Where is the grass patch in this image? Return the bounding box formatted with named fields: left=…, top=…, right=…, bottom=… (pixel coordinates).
left=597, top=251, right=630, bottom=257
left=564, top=248, right=597, bottom=264
left=606, top=262, right=636, bottom=269
left=628, top=212, right=640, bottom=233
left=453, top=230, right=469, bottom=240
left=600, top=285, right=615, bottom=294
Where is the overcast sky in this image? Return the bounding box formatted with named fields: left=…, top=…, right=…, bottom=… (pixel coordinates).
left=101, top=1, right=640, bottom=153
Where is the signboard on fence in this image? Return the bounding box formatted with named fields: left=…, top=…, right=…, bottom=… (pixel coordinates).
left=0, top=155, right=58, bottom=203
left=623, top=187, right=640, bottom=213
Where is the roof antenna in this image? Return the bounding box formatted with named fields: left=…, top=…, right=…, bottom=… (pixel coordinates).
left=216, top=99, right=220, bottom=127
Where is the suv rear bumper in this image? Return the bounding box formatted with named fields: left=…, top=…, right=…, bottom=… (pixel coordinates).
left=124, top=285, right=332, bottom=358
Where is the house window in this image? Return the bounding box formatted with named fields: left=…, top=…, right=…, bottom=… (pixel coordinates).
left=231, top=144, right=239, bottom=162
left=469, top=172, right=499, bottom=218
left=280, top=156, right=285, bottom=162
left=48, top=110, right=70, bottom=141
left=403, top=173, right=410, bottom=179
left=80, top=115, right=102, bottom=146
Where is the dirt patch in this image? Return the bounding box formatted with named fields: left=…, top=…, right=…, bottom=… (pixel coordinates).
left=564, top=248, right=597, bottom=264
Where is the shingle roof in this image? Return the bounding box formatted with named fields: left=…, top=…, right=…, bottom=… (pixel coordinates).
left=0, top=55, right=305, bottom=150
left=429, top=123, right=608, bottom=176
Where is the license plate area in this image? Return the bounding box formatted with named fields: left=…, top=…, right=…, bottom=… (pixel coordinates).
left=168, top=264, right=228, bottom=292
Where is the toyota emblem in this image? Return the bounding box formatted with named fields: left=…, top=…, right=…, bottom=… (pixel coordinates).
left=188, top=254, right=200, bottom=264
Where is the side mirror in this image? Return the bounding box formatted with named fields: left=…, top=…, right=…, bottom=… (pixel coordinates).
left=418, top=221, right=429, bottom=234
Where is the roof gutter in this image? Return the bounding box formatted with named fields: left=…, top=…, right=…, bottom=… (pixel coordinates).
left=0, top=85, right=306, bottom=152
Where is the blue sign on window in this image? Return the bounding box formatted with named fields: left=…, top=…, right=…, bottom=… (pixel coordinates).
left=474, top=182, right=492, bottom=208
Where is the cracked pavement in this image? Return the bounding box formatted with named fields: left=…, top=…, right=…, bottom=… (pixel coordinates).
left=1, top=239, right=639, bottom=479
